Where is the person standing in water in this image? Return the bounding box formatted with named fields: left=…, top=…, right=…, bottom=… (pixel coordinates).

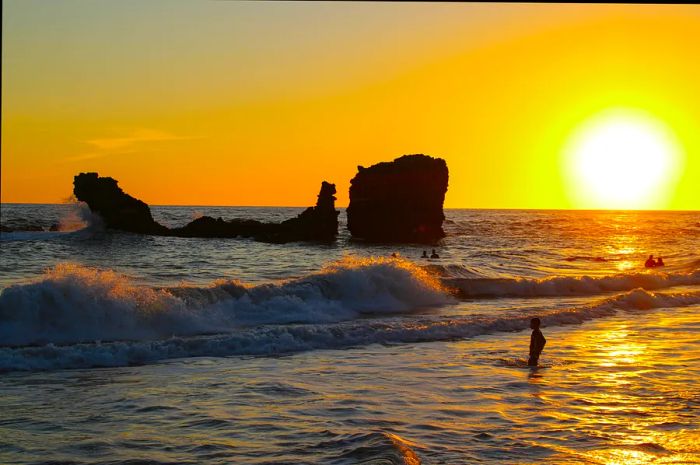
left=528, top=318, right=546, bottom=367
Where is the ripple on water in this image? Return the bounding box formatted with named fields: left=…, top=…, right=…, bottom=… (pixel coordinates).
left=246, top=381, right=318, bottom=398
left=134, top=405, right=182, bottom=414
left=304, top=432, right=423, bottom=465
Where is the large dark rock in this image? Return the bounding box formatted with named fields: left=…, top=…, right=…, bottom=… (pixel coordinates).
left=73, top=173, right=169, bottom=235
left=73, top=172, right=339, bottom=243
left=347, top=154, right=448, bottom=243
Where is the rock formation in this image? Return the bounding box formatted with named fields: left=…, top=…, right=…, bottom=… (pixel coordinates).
left=73, top=173, right=339, bottom=243
left=73, top=173, right=169, bottom=235
left=170, top=181, right=340, bottom=243
left=276, top=181, right=340, bottom=241
left=346, top=154, right=448, bottom=243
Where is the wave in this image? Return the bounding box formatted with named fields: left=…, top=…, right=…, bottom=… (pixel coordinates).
left=0, top=257, right=451, bottom=347
left=443, top=269, right=700, bottom=298
left=2, top=284, right=699, bottom=372
left=423, top=263, right=484, bottom=278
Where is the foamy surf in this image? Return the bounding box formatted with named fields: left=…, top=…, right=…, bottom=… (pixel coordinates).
left=2, top=254, right=699, bottom=371
left=0, top=257, right=452, bottom=347
left=2, top=283, right=698, bottom=371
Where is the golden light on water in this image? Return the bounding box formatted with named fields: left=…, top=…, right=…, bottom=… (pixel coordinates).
left=596, top=327, right=645, bottom=367
left=615, top=260, right=636, bottom=272
left=552, top=316, right=700, bottom=465
left=606, top=233, right=641, bottom=272
left=563, top=109, right=684, bottom=210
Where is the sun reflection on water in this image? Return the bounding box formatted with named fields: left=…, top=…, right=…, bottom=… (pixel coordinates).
left=550, top=314, right=699, bottom=465
left=596, top=327, right=646, bottom=367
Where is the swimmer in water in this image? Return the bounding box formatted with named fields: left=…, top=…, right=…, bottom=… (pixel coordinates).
left=645, top=255, right=656, bottom=268
left=430, top=249, right=440, bottom=259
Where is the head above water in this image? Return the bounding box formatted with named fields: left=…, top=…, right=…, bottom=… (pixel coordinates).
left=530, top=318, right=541, bottom=329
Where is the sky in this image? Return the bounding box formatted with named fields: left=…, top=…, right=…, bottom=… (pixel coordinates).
left=2, top=1, right=699, bottom=209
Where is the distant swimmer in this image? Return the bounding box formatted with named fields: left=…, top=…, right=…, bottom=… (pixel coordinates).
left=391, top=252, right=398, bottom=258
left=645, top=255, right=656, bottom=268
left=430, top=249, right=440, bottom=259
left=656, top=256, right=665, bottom=267
left=528, top=318, right=546, bottom=367
left=421, top=250, right=428, bottom=259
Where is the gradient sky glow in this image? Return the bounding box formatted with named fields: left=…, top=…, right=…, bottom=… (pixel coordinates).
left=2, top=1, right=699, bottom=209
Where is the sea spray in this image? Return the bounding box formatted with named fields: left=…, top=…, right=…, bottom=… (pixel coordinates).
left=56, top=201, right=100, bottom=232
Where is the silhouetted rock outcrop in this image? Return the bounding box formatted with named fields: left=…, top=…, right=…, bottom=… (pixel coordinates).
left=73, top=173, right=339, bottom=243
left=277, top=181, right=340, bottom=241
left=347, top=154, right=448, bottom=243
left=171, top=181, right=339, bottom=242
left=73, top=173, right=169, bottom=235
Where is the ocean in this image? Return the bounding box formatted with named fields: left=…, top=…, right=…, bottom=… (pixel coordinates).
left=1, top=204, right=699, bottom=464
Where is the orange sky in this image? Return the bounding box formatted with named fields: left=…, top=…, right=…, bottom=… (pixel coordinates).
left=2, top=2, right=699, bottom=209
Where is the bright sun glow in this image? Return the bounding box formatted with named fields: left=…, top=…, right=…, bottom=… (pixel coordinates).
left=563, top=109, right=683, bottom=210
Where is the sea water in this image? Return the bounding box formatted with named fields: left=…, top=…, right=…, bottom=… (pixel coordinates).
left=1, top=205, right=698, bottom=464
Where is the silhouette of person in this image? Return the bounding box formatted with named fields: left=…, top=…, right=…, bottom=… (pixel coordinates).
left=391, top=252, right=398, bottom=258
left=421, top=250, right=428, bottom=258
left=645, top=255, right=656, bottom=268
left=430, top=249, right=440, bottom=259
left=528, top=318, right=546, bottom=367
left=656, top=256, right=665, bottom=267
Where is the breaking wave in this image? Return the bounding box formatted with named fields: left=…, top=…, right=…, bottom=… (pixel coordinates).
left=0, top=257, right=451, bottom=347
left=2, top=284, right=699, bottom=371
left=2, top=255, right=699, bottom=371
left=443, top=269, right=700, bottom=298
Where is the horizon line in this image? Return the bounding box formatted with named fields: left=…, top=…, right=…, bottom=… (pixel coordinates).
left=1, top=202, right=697, bottom=213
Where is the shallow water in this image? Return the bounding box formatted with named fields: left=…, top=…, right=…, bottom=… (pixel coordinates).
left=1, top=307, right=698, bottom=464
left=1, top=206, right=698, bottom=463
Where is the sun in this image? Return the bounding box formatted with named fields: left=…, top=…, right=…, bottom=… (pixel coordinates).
left=562, top=109, right=683, bottom=210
